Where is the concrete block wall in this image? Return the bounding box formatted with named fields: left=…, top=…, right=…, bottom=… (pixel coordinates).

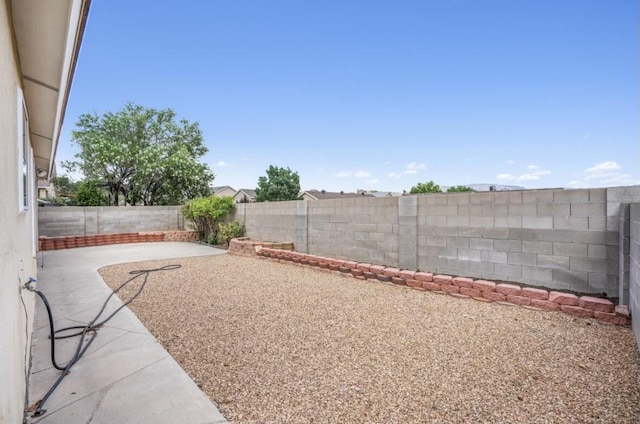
left=238, top=186, right=640, bottom=298
left=307, top=196, right=399, bottom=264
left=630, top=203, right=640, bottom=348
left=38, top=206, right=186, bottom=237
left=416, top=188, right=617, bottom=295
left=235, top=201, right=298, bottom=246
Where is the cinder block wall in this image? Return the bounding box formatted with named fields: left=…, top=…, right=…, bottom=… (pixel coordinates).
left=236, top=186, right=640, bottom=298
left=417, top=189, right=613, bottom=294
left=39, top=206, right=185, bottom=236
left=308, top=196, right=400, bottom=264
left=236, top=201, right=298, bottom=245
left=630, top=203, right=640, bottom=347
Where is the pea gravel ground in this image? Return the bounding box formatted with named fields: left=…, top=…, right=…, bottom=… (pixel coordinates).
left=99, top=254, right=640, bottom=424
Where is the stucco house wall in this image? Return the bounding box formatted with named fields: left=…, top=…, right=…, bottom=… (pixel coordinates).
left=0, top=1, right=89, bottom=421
left=0, top=4, right=38, bottom=421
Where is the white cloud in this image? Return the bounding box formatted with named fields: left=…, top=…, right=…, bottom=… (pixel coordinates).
left=388, top=172, right=402, bottom=178
left=337, top=170, right=371, bottom=178
left=496, top=173, right=516, bottom=181
left=584, top=161, right=622, bottom=181
left=566, top=161, right=639, bottom=188
left=497, top=166, right=551, bottom=183
left=404, top=162, right=426, bottom=174
left=367, top=179, right=379, bottom=184
left=586, top=161, right=621, bottom=173
left=517, top=174, right=541, bottom=181
left=507, top=160, right=516, bottom=165
left=216, top=161, right=231, bottom=167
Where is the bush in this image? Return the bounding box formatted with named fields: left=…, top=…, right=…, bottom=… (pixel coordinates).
left=75, top=180, right=110, bottom=206
left=182, top=195, right=235, bottom=241
left=410, top=181, right=442, bottom=194
left=218, top=221, right=245, bottom=246
left=447, top=185, right=475, bottom=193
left=207, top=234, right=218, bottom=245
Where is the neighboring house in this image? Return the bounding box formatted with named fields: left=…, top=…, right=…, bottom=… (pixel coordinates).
left=233, top=188, right=256, bottom=203
left=212, top=185, right=237, bottom=198
left=302, top=189, right=374, bottom=201
left=37, top=179, right=56, bottom=199
left=0, top=1, right=90, bottom=422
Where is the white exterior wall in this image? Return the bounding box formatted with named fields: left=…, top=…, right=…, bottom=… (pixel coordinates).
left=0, top=2, right=38, bottom=422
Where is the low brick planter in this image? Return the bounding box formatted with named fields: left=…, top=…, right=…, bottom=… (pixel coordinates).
left=255, top=247, right=631, bottom=327
left=229, top=237, right=294, bottom=257
left=39, top=230, right=196, bottom=251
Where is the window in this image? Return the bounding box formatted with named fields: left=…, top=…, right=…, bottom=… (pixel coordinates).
left=17, top=89, right=30, bottom=212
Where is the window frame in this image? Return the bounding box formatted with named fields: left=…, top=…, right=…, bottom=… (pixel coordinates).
left=17, top=88, right=30, bottom=214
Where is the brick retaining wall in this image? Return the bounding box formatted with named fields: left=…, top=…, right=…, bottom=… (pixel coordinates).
left=39, top=230, right=197, bottom=250
left=255, top=247, right=631, bottom=326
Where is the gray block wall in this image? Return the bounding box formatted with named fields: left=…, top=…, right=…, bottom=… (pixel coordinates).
left=39, top=206, right=185, bottom=236
left=235, top=201, right=298, bottom=246
left=237, top=186, right=640, bottom=297
left=630, top=203, right=640, bottom=348
left=307, top=196, right=399, bottom=264
left=416, top=188, right=616, bottom=294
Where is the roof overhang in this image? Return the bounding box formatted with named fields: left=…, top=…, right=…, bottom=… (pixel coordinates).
left=11, top=0, right=90, bottom=178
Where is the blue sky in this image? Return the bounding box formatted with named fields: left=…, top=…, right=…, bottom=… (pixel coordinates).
left=59, top=0, right=639, bottom=193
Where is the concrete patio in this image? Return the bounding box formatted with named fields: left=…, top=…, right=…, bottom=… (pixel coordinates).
left=26, top=242, right=229, bottom=424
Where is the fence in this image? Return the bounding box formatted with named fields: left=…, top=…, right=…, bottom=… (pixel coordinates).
left=38, top=206, right=186, bottom=237
left=234, top=186, right=640, bottom=299
left=630, top=203, right=640, bottom=346
left=36, top=188, right=640, bottom=301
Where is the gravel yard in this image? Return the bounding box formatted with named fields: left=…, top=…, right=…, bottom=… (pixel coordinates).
left=99, top=254, right=640, bottom=423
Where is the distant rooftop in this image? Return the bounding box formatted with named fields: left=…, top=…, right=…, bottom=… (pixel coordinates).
left=303, top=189, right=374, bottom=200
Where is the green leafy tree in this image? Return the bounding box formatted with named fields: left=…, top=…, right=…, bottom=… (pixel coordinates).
left=447, top=185, right=475, bottom=193
left=75, top=180, right=110, bottom=206
left=50, top=174, right=79, bottom=199
left=65, top=103, right=214, bottom=206
left=255, top=165, right=301, bottom=202
left=182, top=195, right=235, bottom=240
left=410, top=180, right=442, bottom=194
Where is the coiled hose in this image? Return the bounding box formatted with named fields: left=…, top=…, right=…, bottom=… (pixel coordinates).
left=25, top=264, right=181, bottom=417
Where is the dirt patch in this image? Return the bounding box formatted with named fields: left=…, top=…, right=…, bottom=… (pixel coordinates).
left=99, top=254, right=640, bottom=423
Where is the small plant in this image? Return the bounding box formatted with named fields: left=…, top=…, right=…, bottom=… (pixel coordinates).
left=207, top=234, right=218, bottom=245
left=218, top=221, right=245, bottom=246
left=182, top=195, right=235, bottom=241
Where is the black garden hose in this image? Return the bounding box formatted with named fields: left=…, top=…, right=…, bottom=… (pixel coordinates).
left=26, top=264, right=181, bottom=417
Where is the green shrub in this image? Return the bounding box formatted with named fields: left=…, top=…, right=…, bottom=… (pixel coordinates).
left=447, top=185, right=475, bottom=193
left=218, top=221, right=245, bottom=245
left=410, top=181, right=442, bottom=194
left=207, top=234, right=218, bottom=245
left=182, top=195, right=235, bottom=241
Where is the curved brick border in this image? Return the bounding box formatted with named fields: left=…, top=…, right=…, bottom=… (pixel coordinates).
left=255, top=247, right=631, bottom=327
left=39, top=230, right=197, bottom=251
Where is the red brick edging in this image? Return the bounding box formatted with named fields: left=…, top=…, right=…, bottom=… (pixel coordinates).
left=251, top=247, right=630, bottom=326
left=39, top=230, right=197, bottom=250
